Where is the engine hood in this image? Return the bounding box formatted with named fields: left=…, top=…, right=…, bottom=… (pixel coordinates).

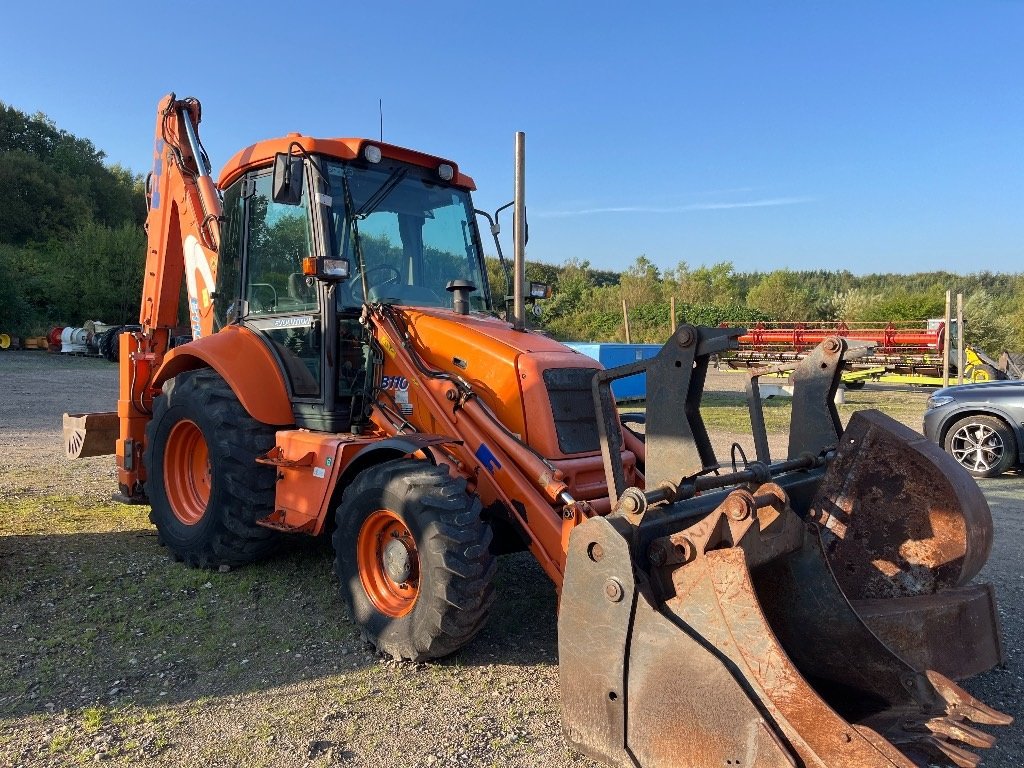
left=395, top=307, right=600, bottom=451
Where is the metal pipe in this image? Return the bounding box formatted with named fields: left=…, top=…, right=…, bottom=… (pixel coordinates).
left=512, top=132, right=526, bottom=331
left=181, top=109, right=209, bottom=178
left=956, top=292, right=964, bottom=385
left=942, top=290, right=952, bottom=387
left=646, top=451, right=834, bottom=505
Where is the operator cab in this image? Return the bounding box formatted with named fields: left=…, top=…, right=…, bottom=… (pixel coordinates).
left=213, top=139, right=492, bottom=433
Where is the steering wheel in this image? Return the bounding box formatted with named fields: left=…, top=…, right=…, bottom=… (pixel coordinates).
left=350, top=265, right=402, bottom=303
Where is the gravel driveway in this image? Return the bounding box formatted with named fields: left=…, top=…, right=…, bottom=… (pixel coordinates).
left=0, top=353, right=1021, bottom=767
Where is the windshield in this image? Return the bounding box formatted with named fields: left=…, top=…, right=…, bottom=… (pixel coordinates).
left=325, top=160, right=490, bottom=312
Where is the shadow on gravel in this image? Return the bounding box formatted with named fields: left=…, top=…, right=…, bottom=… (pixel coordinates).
left=0, top=526, right=559, bottom=721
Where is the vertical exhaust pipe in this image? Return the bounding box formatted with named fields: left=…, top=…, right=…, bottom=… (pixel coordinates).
left=513, top=131, right=526, bottom=331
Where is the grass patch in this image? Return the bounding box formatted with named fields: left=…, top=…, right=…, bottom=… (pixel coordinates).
left=626, top=387, right=928, bottom=434
left=1, top=494, right=149, bottom=537
left=0, top=490, right=364, bottom=720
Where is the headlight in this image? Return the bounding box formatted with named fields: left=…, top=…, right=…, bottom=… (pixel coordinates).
left=926, top=395, right=954, bottom=410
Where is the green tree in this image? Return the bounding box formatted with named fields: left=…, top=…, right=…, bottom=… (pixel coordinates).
left=745, top=270, right=814, bottom=320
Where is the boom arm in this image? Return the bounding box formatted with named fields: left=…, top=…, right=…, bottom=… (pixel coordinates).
left=142, top=94, right=222, bottom=338
left=114, top=95, right=224, bottom=499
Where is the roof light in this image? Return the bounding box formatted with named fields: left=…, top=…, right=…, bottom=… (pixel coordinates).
left=363, top=145, right=382, bottom=163
left=438, top=163, right=454, bottom=181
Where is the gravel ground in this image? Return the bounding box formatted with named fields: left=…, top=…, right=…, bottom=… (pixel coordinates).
left=0, top=352, right=1021, bottom=767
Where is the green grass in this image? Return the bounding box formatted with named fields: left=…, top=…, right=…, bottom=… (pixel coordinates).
left=624, top=388, right=927, bottom=434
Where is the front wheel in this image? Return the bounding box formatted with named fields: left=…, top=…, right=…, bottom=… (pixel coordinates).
left=144, top=369, right=279, bottom=567
left=333, top=459, right=496, bottom=661
left=944, top=414, right=1016, bottom=478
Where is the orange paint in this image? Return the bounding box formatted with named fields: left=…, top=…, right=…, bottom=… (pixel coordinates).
left=218, top=135, right=475, bottom=190
left=153, top=326, right=293, bottom=426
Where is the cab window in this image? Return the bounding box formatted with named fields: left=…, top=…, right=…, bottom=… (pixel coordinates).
left=245, top=173, right=316, bottom=315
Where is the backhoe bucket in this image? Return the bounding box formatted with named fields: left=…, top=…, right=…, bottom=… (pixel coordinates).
left=63, top=411, right=118, bottom=459
left=561, top=327, right=1010, bottom=767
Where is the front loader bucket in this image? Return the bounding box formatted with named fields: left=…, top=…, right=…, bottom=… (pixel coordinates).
left=808, top=410, right=1004, bottom=680
left=560, top=484, right=1012, bottom=768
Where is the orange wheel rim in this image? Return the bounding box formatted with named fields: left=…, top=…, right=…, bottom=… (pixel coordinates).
left=356, top=509, right=420, bottom=617
left=164, top=420, right=212, bottom=525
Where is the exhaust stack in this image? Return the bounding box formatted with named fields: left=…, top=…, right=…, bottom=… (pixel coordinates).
left=512, top=131, right=526, bottom=331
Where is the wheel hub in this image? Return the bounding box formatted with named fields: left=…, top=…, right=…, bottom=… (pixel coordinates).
left=383, top=538, right=413, bottom=583
left=356, top=509, right=421, bottom=618
left=952, top=424, right=1003, bottom=472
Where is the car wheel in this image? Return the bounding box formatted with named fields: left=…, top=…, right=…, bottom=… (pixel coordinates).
left=943, top=415, right=1016, bottom=478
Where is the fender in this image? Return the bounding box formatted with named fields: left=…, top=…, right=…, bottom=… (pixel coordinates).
left=153, top=325, right=293, bottom=425
left=335, top=434, right=460, bottom=488
left=264, top=431, right=463, bottom=536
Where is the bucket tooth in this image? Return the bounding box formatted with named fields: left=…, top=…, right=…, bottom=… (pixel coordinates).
left=921, top=718, right=995, bottom=749
left=923, top=671, right=1014, bottom=726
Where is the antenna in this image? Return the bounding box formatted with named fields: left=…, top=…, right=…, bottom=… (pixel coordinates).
left=378, top=99, right=383, bottom=142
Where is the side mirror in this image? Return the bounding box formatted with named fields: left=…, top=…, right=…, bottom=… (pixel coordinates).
left=272, top=153, right=304, bottom=205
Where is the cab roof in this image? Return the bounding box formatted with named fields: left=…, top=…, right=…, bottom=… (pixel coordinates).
left=217, top=134, right=476, bottom=191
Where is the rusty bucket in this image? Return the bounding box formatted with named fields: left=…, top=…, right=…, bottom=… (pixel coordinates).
left=560, top=412, right=1011, bottom=768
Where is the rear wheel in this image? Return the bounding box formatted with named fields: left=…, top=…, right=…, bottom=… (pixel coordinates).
left=333, top=459, right=496, bottom=661
left=944, top=414, right=1016, bottom=478
left=144, top=369, right=279, bottom=567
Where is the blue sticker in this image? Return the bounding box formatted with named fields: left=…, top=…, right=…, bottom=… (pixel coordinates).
left=475, top=443, right=501, bottom=474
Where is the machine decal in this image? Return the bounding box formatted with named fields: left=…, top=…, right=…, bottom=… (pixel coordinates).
left=150, top=139, right=164, bottom=210
left=272, top=315, right=314, bottom=329
left=380, top=376, right=409, bottom=391
left=475, top=443, right=501, bottom=474
left=379, top=336, right=396, bottom=358
left=394, top=388, right=413, bottom=416
left=183, top=234, right=215, bottom=339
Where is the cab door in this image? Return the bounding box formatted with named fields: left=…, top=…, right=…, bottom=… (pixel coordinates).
left=242, top=170, right=324, bottom=411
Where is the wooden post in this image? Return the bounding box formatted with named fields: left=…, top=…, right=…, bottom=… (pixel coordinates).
left=622, top=299, right=631, bottom=343
left=942, top=290, right=952, bottom=387
left=670, top=296, right=677, bottom=333
left=956, top=293, right=964, bottom=385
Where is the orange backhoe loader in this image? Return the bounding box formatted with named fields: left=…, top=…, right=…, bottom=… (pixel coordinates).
left=66, top=94, right=1011, bottom=767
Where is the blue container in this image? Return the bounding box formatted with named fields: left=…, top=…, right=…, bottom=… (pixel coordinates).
left=564, top=342, right=662, bottom=401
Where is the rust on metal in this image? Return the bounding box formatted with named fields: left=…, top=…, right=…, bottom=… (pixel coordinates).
left=854, top=584, right=1005, bottom=680
left=559, top=478, right=1011, bottom=768
left=810, top=409, right=993, bottom=600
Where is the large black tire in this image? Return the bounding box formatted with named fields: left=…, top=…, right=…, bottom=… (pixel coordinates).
left=98, top=327, right=117, bottom=361
left=144, top=369, right=279, bottom=567
left=943, top=414, right=1017, bottom=478
left=333, top=459, right=496, bottom=661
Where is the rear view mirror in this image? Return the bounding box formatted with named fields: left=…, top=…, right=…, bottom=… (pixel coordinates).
left=272, top=153, right=304, bottom=205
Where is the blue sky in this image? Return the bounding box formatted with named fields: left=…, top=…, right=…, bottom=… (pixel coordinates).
left=2, top=1, right=1021, bottom=274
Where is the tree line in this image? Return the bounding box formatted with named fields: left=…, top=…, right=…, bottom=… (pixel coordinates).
left=0, top=102, right=146, bottom=335
left=492, top=255, right=1024, bottom=354
left=1, top=102, right=1020, bottom=356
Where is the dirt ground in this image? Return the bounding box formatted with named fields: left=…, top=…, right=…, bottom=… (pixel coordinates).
left=1, top=352, right=1022, bottom=767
